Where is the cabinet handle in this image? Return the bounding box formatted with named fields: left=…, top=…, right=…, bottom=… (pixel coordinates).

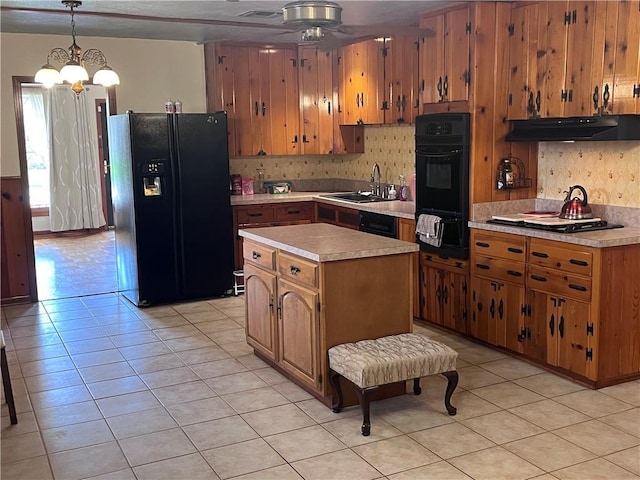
left=489, top=298, right=495, bottom=319
left=277, top=297, right=282, bottom=319
left=603, top=83, right=610, bottom=109
left=443, top=75, right=449, bottom=99
left=290, top=265, right=301, bottom=275
left=507, top=247, right=523, bottom=254
left=443, top=285, right=448, bottom=304
left=507, top=270, right=523, bottom=277
left=396, top=95, right=402, bottom=112
left=269, top=294, right=274, bottom=313
left=437, top=76, right=443, bottom=100
left=531, top=251, right=548, bottom=258
left=247, top=212, right=263, bottom=217
left=535, top=90, right=541, bottom=113
left=498, top=299, right=504, bottom=319
left=328, top=101, right=331, bottom=115
left=252, top=251, right=262, bottom=260
left=292, top=135, right=298, bottom=143
left=302, top=134, right=309, bottom=144
left=475, top=242, right=490, bottom=248
left=255, top=101, right=259, bottom=116
left=527, top=91, right=535, bottom=115
left=530, top=274, right=547, bottom=282
left=569, top=259, right=588, bottom=267
left=549, top=314, right=555, bottom=336
left=592, top=85, right=600, bottom=110
left=401, top=94, right=406, bottom=112
left=356, top=93, right=360, bottom=107
left=558, top=315, right=565, bottom=338
left=361, top=92, right=365, bottom=107
left=569, top=284, right=587, bottom=292
left=436, top=285, right=442, bottom=302
left=475, top=263, right=490, bottom=270
left=286, top=209, right=301, bottom=215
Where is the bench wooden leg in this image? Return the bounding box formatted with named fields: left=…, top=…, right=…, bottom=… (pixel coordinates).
left=442, top=370, right=458, bottom=416
left=355, top=386, right=377, bottom=436
left=413, top=378, right=422, bottom=395
left=329, top=369, right=343, bottom=413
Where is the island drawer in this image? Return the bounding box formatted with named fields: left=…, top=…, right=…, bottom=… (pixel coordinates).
left=527, top=265, right=592, bottom=302
left=528, top=239, right=593, bottom=276
left=278, top=252, right=318, bottom=288
left=472, top=230, right=526, bottom=262
left=243, top=240, right=276, bottom=271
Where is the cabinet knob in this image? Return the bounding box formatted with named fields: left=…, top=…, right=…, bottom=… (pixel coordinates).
left=252, top=251, right=262, bottom=260
left=290, top=265, right=301, bottom=275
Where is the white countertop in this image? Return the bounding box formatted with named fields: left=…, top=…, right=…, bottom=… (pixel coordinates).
left=230, top=192, right=416, bottom=220
left=238, top=223, right=419, bottom=262
left=469, top=220, right=640, bottom=248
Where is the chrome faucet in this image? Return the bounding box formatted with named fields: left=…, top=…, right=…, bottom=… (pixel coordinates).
left=370, top=163, right=381, bottom=197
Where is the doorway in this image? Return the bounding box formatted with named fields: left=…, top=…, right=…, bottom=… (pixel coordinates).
left=13, top=76, right=118, bottom=302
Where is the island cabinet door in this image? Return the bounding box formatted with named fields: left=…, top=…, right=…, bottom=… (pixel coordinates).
left=277, top=278, right=321, bottom=392
left=244, top=264, right=278, bottom=362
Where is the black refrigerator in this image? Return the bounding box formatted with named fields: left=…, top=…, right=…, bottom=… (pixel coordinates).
left=108, top=112, right=234, bottom=307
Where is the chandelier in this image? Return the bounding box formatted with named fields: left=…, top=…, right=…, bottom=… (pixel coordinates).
left=34, top=0, right=120, bottom=95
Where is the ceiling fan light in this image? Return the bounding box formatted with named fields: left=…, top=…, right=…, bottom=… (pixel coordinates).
left=301, top=26, right=324, bottom=42
left=35, top=64, right=62, bottom=88
left=93, top=66, right=120, bottom=87
left=60, top=60, right=89, bottom=84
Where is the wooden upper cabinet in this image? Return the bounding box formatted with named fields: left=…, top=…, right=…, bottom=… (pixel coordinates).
left=591, top=0, right=640, bottom=115
left=206, top=44, right=299, bottom=157
left=420, top=6, right=471, bottom=106
left=298, top=47, right=335, bottom=154
left=385, top=35, right=420, bottom=124
left=508, top=0, right=640, bottom=119
left=338, top=40, right=385, bottom=125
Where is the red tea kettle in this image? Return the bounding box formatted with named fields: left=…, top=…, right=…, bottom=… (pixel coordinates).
left=559, top=185, right=593, bottom=219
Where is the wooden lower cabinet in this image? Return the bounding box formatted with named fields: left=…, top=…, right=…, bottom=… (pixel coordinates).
left=278, top=278, right=321, bottom=391
left=470, top=228, right=640, bottom=387
left=314, top=202, right=359, bottom=229
left=243, top=236, right=413, bottom=404
left=420, top=253, right=469, bottom=334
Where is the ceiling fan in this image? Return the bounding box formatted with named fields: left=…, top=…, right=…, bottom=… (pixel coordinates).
left=280, top=0, right=432, bottom=46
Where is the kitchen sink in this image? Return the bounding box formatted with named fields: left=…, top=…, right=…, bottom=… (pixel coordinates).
left=320, top=192, right=395, bottom=203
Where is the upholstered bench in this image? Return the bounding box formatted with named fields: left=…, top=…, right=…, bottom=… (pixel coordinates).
left=328, top=333, right=458, bottom=436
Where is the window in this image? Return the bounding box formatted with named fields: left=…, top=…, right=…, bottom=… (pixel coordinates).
left=22, top=87, right=50, bottom=208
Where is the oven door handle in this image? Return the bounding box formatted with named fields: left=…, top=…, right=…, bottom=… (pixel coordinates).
left=416, top=149, right=463, bottom=157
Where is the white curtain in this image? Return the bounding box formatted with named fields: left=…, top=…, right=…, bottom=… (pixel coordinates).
left=44, top=86, right=106, bottom=232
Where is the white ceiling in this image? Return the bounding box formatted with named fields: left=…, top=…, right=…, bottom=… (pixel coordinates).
left=0, top=0, right=451, bottom=46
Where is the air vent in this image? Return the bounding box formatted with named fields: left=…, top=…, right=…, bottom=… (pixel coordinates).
left=238, top=10, right=282, bottom=19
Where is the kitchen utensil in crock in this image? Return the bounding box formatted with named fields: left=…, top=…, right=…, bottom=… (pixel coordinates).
left=559, top=185, right=593, bottom=219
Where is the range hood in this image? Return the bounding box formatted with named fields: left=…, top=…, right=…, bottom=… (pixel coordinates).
left=506, top=114, right=640, bottom=142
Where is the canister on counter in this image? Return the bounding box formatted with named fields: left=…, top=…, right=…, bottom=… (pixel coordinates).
left=164, top=100, right=175, bottom=113
left=174, top=100, right=182, bottom=114
left=230, top=174, right=243, bottom=195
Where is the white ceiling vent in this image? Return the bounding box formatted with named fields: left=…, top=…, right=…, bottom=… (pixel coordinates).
left=238, top=10, right=282, bottom=19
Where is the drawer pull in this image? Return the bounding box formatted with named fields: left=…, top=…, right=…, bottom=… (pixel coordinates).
left=476, top=263, right=490, bottom=270
left=549, top=314, right=555, bottom=336
left=286, top=209, right=301, bottom=215
left=531, top=251, right=548, bottom=258
left=569, top=259, right=588, bottom=267
left=558, top=316, right=565, bottom=338
left=476, top=242, right=490, bottom=248
left=507, top=270, right=523, bottom=277
left=530, top=274, right=547, bottom=282
left=247, top=212, right=264, bottom=217
left=252, top=251, right=262, bottom=260
left=290, top=265, right=301, bottom=275
left=507, top=247, right=523, bottom=254
left=569, top=284, right=587, bottom=292
left=455, top=262, right=464, bottom=268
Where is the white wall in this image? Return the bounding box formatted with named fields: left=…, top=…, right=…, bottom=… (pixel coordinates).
left=1, top=33, right=206, bottom=177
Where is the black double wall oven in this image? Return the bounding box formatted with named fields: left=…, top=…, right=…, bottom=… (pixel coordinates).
left=415, top=113, right=470, bottom=259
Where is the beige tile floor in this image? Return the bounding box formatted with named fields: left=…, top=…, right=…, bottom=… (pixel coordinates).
left=1, top=294, right=639, bottom=480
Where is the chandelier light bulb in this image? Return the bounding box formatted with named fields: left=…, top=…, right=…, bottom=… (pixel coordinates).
left=59, top=60, right=89, bottom=84
left=93, top=66, right=120, bottom=87
left=34, top=64, right=62, bottom=88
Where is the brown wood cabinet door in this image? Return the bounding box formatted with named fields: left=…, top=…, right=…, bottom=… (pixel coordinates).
left=268, top=48, right=299, bottom=156
left=497, top=282, right=525, bottom=353
left=299, top=47, right=334, bottom=154
left=563, top=1, right=598, bottom=116
left=233, top=47, right=254, bottom=157
left=508, top=3, right=544, bottom=119
left=444, top=7, right=471, bottom=103
left=278, top=279, right=320, bottom=391
left=557, top=298, right=590, bottom=378
left=386, top=35, right=420, bottom=124
left=422, top=266, right=444, bottom=325
left=442, top=270, right=468, bottom=334
left=611, top=0, right=640, bottom=113
left=339, top=42, right=364, bottom=125
left=244, top=264, right=278, bottom=361
left=420, top=15, right=445, bottom=104
left=362, top=40, right=385, bottom=124
left=471, top=276, right=494, bottom=343
left=526, top=289, right=551, bottom=364
left=590, top=1, right=620, bottom=115
left=540, top=1, right=569, bottom=118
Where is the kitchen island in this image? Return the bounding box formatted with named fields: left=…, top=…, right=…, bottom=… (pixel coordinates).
left=238, top=223, right=419, bottom=406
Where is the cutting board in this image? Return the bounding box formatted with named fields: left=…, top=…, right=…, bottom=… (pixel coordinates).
left=491, top=213, right=600, bottom=226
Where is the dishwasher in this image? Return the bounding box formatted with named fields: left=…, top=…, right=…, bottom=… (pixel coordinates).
left=359, top=211, right=398, bottom=238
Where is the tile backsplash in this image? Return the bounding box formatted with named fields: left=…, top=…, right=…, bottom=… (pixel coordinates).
left=229, top=124, right=416, bottom=187
left=538, top=141, right=640, bottom=207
